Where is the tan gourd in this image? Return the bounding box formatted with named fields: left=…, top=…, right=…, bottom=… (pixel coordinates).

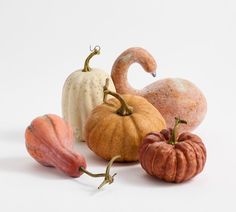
left=111, top=47, right=207, bottom=133
left=62, top=46, right=116, bottom=142
left=85, top=80, right=166, bottom=162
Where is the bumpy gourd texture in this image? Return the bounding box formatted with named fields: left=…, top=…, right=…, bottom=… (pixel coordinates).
left=62, top=69, right=115, bottom=142
left=85, top=94, right=166, bottom=162
left=139, top=130, right=206, bottom=183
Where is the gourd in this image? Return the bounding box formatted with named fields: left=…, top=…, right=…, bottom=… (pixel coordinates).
left=111, top=47, right=207, bottom=133
left=25, top=114, right=119, bottom=189
left=139, top=117, right=207, bottom=183
left=85, top=80, right=166, bottom=162
left=62, top=46, right=116, bottom=142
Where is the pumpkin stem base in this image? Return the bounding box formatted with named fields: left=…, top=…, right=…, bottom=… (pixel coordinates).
left=82, top=46, right=100, bottom=72
left=103, top=83, right=133, bottom=116
left=168, top=117, right=187, bottom=145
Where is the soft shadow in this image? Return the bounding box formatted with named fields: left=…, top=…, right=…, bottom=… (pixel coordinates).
left=0, top=156, right=70, bottom=180
left=74, top=142, right=139, bottom=168
left=0, top=129, right=25, bottom=142
left=0, top=156, right=117, bottom=191
left=117, top=165, right=191, bottom=188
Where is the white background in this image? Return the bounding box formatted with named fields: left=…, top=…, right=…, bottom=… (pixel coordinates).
left=0, top=0, right=235, bottom=211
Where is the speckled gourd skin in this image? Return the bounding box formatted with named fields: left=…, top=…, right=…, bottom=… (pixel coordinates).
left=111, top=47, right=207, bottom=133
left=143, top=78, right=207, bottom=133
left=62, top=69, right=115, bottom=142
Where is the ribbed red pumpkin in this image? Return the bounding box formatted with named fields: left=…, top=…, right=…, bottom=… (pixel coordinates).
left=139, top=118, right=207, bottom=183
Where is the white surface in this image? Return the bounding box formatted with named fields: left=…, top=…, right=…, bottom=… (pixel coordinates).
left=0, top=0, right=236, bottom=211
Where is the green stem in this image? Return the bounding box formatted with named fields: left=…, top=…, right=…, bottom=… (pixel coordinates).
left=79, top=155, right=120, bottom=189
left=103, top=82, right=133, bottom=116
left=168, top=117, right=187, bottom=145
left=82, top=46, right=100, bottom=72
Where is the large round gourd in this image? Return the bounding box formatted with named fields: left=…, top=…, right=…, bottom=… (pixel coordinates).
left=62, top=47, right=116, bottom=142
left=111, top=47, right=207, bottom=133
left=85, top=85, right=166, bottom=162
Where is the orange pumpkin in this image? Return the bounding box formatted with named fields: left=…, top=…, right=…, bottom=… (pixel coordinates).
left=85, top=80, right=166, bottom=162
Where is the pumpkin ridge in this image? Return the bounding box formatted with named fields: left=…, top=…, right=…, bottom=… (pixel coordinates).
left=191, top=138, right=206, bottom=159
left=197, top=143, right=206, bottom=168
left=141, top=144, right=152, bottom=173
left=87, top=114, right=115, bottom=157
left=150, top=143, right=163, bottom=175
left=176, top=144, right=189, bottom=182
left=120, top=117, right=126, bottom=161
left=185, top=140, right=201, bottom=174
left=86, top=106, right=114, bottom=139
left=198, top=143, right=207, bottom=160
left=190, top=140, right=206, bottom=172
left=89, top=114, right=119, bottom=160
left=163, top=149, right=175, bottom=180
left=141, top=144, right=149, bottom=172
left=139, top=142, right=150, bottom=161
left=129, top=114, right=142, bottom=147
left=174, top=148, right=187, bottom=183
left=85, top=109, right=109, bottom=135
left=154, top=144, right=172, bottom=179
left=177, top=142, right=197, bottom=181
left=174, top=150, right=178, bottom=182
left=184, top=141, right=198, bottom=178
left=167, top=149, right=178, bottom=182
left=107, top=118, right=121, bottom=160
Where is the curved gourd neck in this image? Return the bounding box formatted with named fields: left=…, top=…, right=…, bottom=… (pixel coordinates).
left=111, top=47, right=157, bottom=95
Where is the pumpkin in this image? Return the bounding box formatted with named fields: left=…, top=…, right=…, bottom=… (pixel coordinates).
left=62, top=46, right=116, bottom=142
left=139, top=117, right=207, bottom=183
left=25, top=114, right=119, bottom=189
left=85, top=80, right=166, bottom=162
left=111, top=47, right=207, bottom=133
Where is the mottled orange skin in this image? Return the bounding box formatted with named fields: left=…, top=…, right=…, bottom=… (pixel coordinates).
left=111, top=47, right=207, bottom=133
left=25, top=114, right=86, bottom=177
left=85, top=94, right=166, bottom=162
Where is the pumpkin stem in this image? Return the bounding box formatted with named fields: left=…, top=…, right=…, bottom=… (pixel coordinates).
left=82, top=45, right=101, bottom=72
left=169, top=117, right=187, bottom=145
left=103, top=82, right=133, bottom=116
left=79, top=155, right=120, bottom=189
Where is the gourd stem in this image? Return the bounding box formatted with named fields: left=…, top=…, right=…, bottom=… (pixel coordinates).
left=82, top=46, right=100, bottom=72
left=168, top=117, right=187, bottom=145
left=79, top=155, right=120, bottom=189
left=103, top=82, right=133, bottom=116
